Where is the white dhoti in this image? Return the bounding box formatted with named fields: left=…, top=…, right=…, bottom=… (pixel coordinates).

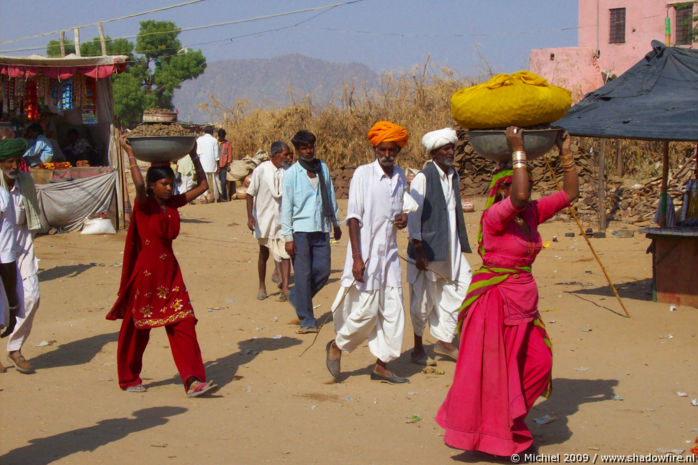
left=7, top=272, right=38, bottom=352
left=409, top=262, right=471, bottom=343
left=178, top=173, right=194, bottom=195
left=332, top=286, right=404, bottom=363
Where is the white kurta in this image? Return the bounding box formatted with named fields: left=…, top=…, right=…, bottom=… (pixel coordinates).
left=247, top=161, right=284, bottom=240
left=333, top=160, right=407, bottom=362
left=0, top=187, right=17, bottom=329
left=406, top=163, right=472, bottom=342
left=6, top=184, right=39, bottom=352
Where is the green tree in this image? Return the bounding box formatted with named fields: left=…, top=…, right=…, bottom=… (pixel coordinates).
left=45, top=21, right=205, bottom=127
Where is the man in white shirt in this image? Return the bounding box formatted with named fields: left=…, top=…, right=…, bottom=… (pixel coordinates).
left=196, top=126, right=220, bottom=203
left=0, top=137, right=42, bottom=374
left=407, top=128, right=472, bottom=365
left=246, top=141, right=293, bottom=301
left=325, top=121, right=410, bottom=384
left=0, top=181, right=19, bottom=373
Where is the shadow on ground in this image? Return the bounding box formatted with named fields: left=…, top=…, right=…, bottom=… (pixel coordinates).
left=37, top=264, right=94, bottom=281
left=0, top=406, right=186, bottom=465
left=144, top=336, right=302, bottom=391
left=30, top=332, right=118, bottom=370
left=569, top=278, right=653, bottom=301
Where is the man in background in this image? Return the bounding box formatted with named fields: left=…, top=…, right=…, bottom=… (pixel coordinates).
left=217, top=129, right=234, bottom=202
left=281, top=130, right=341, bottom=333
left=0, top=138, right=42, bottom=374
left=246, top=141, right=293, bottom=301
left=196, top=126, right=219, bottom=203
left=23, top=123, right=54, bottom=167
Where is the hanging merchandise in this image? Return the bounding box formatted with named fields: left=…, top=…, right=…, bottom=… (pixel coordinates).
left=81, top=77, right=97, bottom=125
left=73, top=74, right=83, bottom=109
left=49, top=79, right=74, bottom=111
left=24, top=80, right=39, bottom=120
left=60, top=79, right=74, bottom=111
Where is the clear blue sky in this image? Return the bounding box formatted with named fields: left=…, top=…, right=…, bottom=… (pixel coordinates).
left=0, top=0, right=578, bottom=77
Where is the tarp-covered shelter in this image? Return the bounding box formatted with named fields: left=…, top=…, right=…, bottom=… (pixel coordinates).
left=555, top=41, right=698, bottom=308
left=0, top=54, right=129, bottom=232
left=556, top=40, right=698, bottom=141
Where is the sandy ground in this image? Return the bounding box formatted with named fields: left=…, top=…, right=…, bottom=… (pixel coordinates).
left=1, top=197, right=697, bottom=465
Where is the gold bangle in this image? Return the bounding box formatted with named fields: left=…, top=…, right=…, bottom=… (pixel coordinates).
left=129, top=164, right=139, bottom=169
left=512, top=150, right=527, bottom=162
left=513, top=161, right=527, bottom=169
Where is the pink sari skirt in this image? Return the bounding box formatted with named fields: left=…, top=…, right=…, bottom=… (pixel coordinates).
left=436, top=286, right=552, bottom=456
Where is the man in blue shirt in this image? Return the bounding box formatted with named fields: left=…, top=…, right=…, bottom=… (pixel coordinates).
left=281, top=130, right=341, bottom=333
left=22, top=123, right=54, bottom=167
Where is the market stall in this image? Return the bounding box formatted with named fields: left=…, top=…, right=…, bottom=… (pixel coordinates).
left=0, top=53, right=128, bottom=232
left=556, top=41, right=698, bottom=307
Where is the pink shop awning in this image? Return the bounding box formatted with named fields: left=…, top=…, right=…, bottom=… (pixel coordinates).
left=0, top=54, right=128, bottom=79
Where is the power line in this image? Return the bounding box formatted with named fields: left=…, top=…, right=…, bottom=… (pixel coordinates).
left=0, top=0, right=205, bottom=46
left=0, top=0, right=363, bottom=54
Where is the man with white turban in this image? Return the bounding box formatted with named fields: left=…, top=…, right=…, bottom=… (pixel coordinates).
left=325, top=121, right=412, bottom=384
left=406, top=127, right=472, bottom=365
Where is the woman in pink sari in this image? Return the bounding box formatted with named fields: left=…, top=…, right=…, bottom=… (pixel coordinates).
left=436, top=126, right=578, bottom=456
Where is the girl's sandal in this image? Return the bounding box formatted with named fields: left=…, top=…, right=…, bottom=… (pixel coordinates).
left=125, top=383, right=147, bottom=393
left=186, top=380, right=218, bottom=398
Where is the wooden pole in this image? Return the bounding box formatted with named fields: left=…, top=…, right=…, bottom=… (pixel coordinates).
left=659, top=141, right=670, bottom=227
left=615, top=139, right=623, bottom=176
left=544, top=157, right=631, bottom=318
left=598, top=138, right=607, bottom=231
left=59, top=31, right=66, bottom=57
left=73, top=28, right=81, bottom=56
left=98, top=23, right=107, bottom=56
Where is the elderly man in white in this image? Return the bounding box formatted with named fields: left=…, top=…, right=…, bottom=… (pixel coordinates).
left=0, top=182, right=19, bottom=373
left=0, top=137, right=42, bottom=374
left=325, top=121, right=413, bottom=384
left=407, top=127, right=472, bottom=365
left=246, top=141, right=293, bottom=301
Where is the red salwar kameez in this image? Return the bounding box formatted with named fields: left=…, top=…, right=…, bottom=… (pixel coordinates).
left=107, top=194, right=207, bottom=391
left=437, top=188, right=569, bottom=456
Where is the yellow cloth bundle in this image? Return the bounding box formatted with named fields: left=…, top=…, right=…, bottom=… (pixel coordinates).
left=450, top=71, right=571, bottom=129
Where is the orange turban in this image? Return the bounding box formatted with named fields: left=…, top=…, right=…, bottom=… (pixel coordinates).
left=367, top=121, right=409, bottom=148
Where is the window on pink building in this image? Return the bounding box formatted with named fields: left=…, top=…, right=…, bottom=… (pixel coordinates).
left=609, top=8, right=626, bottom=44
left=675, top=4, right=694, bottom=45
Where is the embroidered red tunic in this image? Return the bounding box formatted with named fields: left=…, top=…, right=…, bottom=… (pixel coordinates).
left=107, top=194, right=195, bottom=329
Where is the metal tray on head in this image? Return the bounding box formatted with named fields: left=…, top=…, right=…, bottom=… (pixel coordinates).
left=467, top=128, right=562, bottom=162
left=142, top=112, right=177, bottom=123
left=126, top=136, right=195, bottom=163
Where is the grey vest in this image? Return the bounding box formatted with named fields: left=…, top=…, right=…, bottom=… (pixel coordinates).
left=407, top=162, right=471, bottom=261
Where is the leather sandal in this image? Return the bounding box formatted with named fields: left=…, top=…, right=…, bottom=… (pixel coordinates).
left=325, top=340, right=341, bottom=380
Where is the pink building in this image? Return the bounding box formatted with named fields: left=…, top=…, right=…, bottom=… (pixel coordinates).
left=530, top=0, right=697, bottom=101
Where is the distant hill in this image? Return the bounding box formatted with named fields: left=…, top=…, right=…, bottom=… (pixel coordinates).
left=173, top=54, right=379, bottom=123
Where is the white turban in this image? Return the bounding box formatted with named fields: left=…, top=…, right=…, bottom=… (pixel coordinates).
left=421, top=128, right=457, bottom=153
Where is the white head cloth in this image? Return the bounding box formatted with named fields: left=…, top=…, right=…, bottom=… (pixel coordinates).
left=421, top=128, right=457, bottom=153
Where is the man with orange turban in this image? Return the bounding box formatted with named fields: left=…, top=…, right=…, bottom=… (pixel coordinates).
left=367, top=120, right=409, bottom=149
left=325, top=121, right=415, bottom=384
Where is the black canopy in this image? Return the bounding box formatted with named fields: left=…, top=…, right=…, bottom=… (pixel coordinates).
left=555, top=41, right=698, bottom=141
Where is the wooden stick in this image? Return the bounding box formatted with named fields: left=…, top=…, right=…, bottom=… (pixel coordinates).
left=543, top=157, right=631, bottom=318
left=398, top=254, right=455, bottom=285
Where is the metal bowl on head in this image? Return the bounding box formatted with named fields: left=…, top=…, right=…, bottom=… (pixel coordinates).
left=467, top=127, right=562, bottom=162
left=126, top=136, right=195, bottom=163
left=142, top=112, right=177, bottom=123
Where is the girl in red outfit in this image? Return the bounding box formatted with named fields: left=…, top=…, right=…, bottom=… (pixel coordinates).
left=437, top=127, right=578, bottom=456
left=107, top=135, right=217, bottom=397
